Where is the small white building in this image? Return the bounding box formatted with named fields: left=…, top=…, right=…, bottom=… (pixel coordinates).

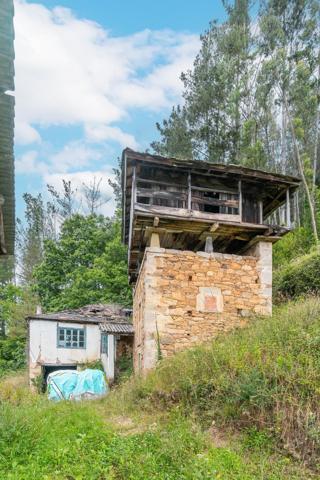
left=27, top=304, right=133, bottom=387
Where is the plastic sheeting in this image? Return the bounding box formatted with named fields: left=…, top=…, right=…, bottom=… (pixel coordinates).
left=47, top=369, right=108, bottom=401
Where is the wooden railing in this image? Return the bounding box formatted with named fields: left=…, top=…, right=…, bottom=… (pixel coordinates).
left=135, top=177, right=240, bottom=215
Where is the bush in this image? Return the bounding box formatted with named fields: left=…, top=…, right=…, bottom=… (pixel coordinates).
left=273, top=249, right=320, bottom=301
left=0, top=337, right=26, bottom=377
left=273, top=227, right=314, bottom=270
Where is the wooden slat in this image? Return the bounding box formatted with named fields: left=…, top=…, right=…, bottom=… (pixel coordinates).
left=136, top=177, right=187, bottom=188
left=191, top=196, right=239, bottom=208
left=136, top=189, right=187, bottom=201
left=191, top=185, right=238, bottom=195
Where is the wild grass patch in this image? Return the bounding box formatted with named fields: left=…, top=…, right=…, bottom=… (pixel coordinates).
left=108, top=297, right=320, bottom=468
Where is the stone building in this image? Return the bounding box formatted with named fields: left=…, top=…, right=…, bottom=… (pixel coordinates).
left=121, top=148, right=300, bottom=372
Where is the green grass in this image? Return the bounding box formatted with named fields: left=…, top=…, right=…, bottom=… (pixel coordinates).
left=1, top=297, right=320, bottom=479
left=109, top=297, right=320, bottom=468
left=0, top=395, right=314, bottom=480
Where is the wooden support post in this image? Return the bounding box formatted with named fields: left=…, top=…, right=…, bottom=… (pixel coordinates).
left=127, top=166, right=136, bottom=263
left=286, top=188, right=291, bottom=228
left=187, top=171, right=192, bottom=210
left=238, top=180, right=242, bottom=222
left=205, top=236, right=213, bottom=253
left=0, top=197, right=7, bottom=254
left=258, top=200, right=263, bottom=224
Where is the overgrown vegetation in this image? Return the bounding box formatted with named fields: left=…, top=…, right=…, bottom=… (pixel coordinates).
left=274, top=248, right=320, bottom=301
left=0, top=297, right=319, bottom=478
left=0, top=337, right=25, bottom=377
left=109, top=297, right=320, bottom=469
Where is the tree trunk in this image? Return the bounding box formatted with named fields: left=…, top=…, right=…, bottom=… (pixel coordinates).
left=312, top=60, right=320, bottom=208
left=284, top=95, right=318, bottom=242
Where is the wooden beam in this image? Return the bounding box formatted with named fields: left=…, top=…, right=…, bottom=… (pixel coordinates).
left=286, top=188, right=291, bottom=228
left=127, top=166, right=136, bottom=263
left=134, top=203, right=241, bottom=223
left=187, top=171, right=192, bottom=210
left=238, top=180, right=242, bottom=222
left=210, top=222, right=220, bottom=233
left=0, top=201, right=7, bottom=254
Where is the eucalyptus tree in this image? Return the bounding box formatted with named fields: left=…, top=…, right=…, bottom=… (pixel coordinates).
left=258, top=0, right=320, bottom=240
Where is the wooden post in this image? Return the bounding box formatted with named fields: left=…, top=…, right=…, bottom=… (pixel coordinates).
left=0, top=197, right=7, bottom=254
left=127, top=166, right=136, bottom=262
left=205, top=236, right=213, bottom=253
left=286, top=188, right=291, bottom=228
left=258, top=200, right=263, bottom=224
left=187, top=171, right=192, bottom=210
left=238, top=180, right=242, bottom=222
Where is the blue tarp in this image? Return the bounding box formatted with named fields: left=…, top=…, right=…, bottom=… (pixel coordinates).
left=47, top=369, right=108, bottom=401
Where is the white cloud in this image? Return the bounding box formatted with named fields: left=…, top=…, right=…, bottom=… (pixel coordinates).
left=85, top=124, right=138, bottom=149
left=16, top=150, right=48, bottom=174
left=16, top=140, right=105, bottom=175
left=14, top=0, right=199, bottom=145
left=44, top=170, right=116, bottom=217
left=15, top=121, right=41, bottom=145
left=50, top=141, right=103, bottom=173
left=14, top=1, right=200, bottom=218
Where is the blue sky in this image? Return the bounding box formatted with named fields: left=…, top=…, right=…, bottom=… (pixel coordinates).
left=14, top=0, right=226, bottom=218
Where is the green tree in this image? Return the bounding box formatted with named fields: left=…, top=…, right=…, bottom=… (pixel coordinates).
left=34, top=214, right=131, bottom=311
left=0, top=283, right=37, bottom=337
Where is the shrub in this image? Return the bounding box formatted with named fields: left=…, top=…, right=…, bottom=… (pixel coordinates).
left=273, top=249, right=320, bottom=301
left=273, top=227, right=314, bottom=270
left=0, top=337, right=26, bottom=377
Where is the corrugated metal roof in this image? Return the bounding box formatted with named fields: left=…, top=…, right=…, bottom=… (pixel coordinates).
left=0, top=0, right=15, bottom=256
left=100, top=323, right=134, bottom=334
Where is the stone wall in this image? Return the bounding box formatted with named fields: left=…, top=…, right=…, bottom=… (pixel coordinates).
left=133, top=242, right=272, bottom=372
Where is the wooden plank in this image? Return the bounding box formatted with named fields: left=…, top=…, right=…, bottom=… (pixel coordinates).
left=134, top=203, right=241, bottom=223
left=136, top=176, right=187, bottom=188
left=191, top=185, right=238, bottom=195
left=286, top=188, right=291, bottom=228
left=127, top=166, right=136, bottom=262
left=191, top=196, right=239, bottom=208
left=187, top=171, right=191, bottom=210
left=238, top=180, right=242, bottom=222
left=136, top=189, right=187, bottom=200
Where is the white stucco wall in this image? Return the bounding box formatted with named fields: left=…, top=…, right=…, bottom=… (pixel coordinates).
left=101, top=335, right=115, bottom=381
left=29, top=320, right=101, bottom=368
left=29, top=319, right=117, bottom=384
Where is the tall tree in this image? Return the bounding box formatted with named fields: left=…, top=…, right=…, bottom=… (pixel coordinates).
left=34, top=214, right=131, bottom=311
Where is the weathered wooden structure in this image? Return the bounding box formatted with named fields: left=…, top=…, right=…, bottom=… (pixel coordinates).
left=122, top=149, right=300, bottom=284
left=122, top=149, right=301, bottom=372
left=0, top=0, right=15, bottom=256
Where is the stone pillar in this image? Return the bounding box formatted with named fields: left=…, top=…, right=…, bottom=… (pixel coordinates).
left=246, top=241, right=272, bottom=315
